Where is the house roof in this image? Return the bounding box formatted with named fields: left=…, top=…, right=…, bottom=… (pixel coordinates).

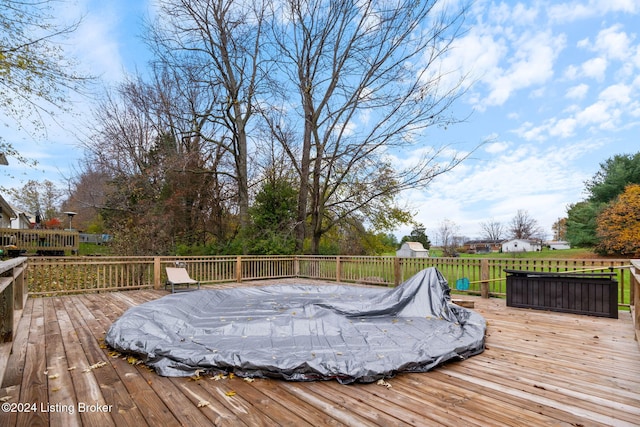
left=464, top=239, right=503, bottom=245
left=0, top=194, right=17, bottom=218
left=401, top=241, right=428, bottom=251
left=502, top=238, right=542, bottom=244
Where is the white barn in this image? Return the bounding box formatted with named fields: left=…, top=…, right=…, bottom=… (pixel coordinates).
left=396, top=241, right=429, bottom=258
left=501, top=239, right=542, bottom=253
left=547, top=241, right=571, bottom=250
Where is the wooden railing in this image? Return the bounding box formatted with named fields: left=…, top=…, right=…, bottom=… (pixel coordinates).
left=630, top=259, right=640, bottom=344
left=24, top=255, right=633, bottom=307
left=0, top=257, right=28, bottom=385
left=0, top=228, right=79, bottom=255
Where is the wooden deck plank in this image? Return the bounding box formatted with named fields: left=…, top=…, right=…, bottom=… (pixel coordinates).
left=167, top=376, right=251, bottom=426
left=1, top=298, right=33, bottom=388
left=0, top=284, right=638, bottom=426
left=42, top=298, right=81, bottom=426
left=55, top=297, right=117, bottom=427
left=81, top=292, right=228, bottom=427
left=246, top=377, right=347, bottom=426
left=470, top=348, right=640, bottom=406
left=17, top=297, right=48, bottom=426
left=0, top=384, right=20, bottom=426
left=68, top=295, right=177, bottom=426
left=211, top=375, right=316, bottom=426
left=276, top=380, right=380, bottom=426
left=53, top=297, right=144, bottom=427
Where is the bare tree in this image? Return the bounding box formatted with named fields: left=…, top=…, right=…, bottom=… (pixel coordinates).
left=149, top=0, right=271, bottom=239
left=62, top=162, right=110, bottom=231
left=268, top=0, right=473, bottom=252
left=8, top=179, right=63, bottom=223
left=509, top=210, right=544, bottom=240
left=480, top=218, right=504, bottom=241
left=437, top=219, right=460, bottom=257
left=83, top=69, right=237, bottom=253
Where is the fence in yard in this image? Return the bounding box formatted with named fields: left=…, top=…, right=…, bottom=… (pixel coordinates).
left=24, top=255, right=634, bottom=307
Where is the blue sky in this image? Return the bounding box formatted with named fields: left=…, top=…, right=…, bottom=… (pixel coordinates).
left=2, top=0, right=639, bottom=242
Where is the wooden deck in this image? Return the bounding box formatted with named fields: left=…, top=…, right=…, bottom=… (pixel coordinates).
left=1, top=279, right=639, bottom=426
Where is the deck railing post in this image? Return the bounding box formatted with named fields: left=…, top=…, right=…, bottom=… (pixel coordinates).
left=153, top=257, right=161, bottom=290
left=481, top=259, right=490, bottom=298
left=336, top=256, right=341, bottom=282
left=394, top=257, right=401, bottom=287
left=630, top=260, right=640, bottom=344
left=236, top=256, right=243, bottom=282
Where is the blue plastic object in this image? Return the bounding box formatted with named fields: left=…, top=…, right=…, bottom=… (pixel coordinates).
left=456, top=277, right=470, bottom=290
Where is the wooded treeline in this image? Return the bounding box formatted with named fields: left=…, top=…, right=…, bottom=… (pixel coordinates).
left=66, top=0, right=473, bottom=255
left=564, top=152, right=640, bottom=257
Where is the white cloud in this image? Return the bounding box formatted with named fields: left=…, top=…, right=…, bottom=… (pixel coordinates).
left=549, top=117, right=578, bottom=138
left=549, top=0, right=638, bottom=23
left=581, top=57, right=608, bottom=81
left=515, top=81, right=635, bottom=140
left=593, top=25, right=634, bottom=61
left=565, top=84, right=589, bottom=100
left=481, top=30, right=565, bottom=107
left=400, top=142, right=595, bottom=238
left=484, top=142, right=509, bottom=154
left=599, top=83, right=632, bottom=104
left=71, top=15, right=125, bottom=83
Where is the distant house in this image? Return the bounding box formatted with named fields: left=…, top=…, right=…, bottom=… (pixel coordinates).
left=0, top=194, right=17, bottom=228
left=547, top=241, right=571, bottom=250
left=462, top=239, right=502, bottom=254
left=396, top=241, right=429, bottom=258
left=10, top=207, right=32, bottom=229
left=501, top=239, right=542, bottom=253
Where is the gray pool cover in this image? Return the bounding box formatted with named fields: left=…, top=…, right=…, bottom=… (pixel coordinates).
left=105, top=268, right=486, bottom=383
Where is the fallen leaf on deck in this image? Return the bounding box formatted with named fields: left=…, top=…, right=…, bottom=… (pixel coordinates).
left=225, top=391, right=237, bottom=397
left=127, top=356, right=142, bottom=365
left=83, top=361, right=107, bottom=372
left=377, top=379, right=392, bottom=389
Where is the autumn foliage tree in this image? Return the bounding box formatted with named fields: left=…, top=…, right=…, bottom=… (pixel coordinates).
left=595, top=184, right=640, bottom=257
left=566, top=152, right=640, bottom=248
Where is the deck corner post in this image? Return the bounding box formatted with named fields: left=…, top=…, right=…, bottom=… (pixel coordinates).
left=481, top=258, right=490, bottom=298
left=336, top=256, right=341, bottom=283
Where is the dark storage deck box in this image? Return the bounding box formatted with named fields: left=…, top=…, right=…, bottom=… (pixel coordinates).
left=505, top=269, right=618, bottom=318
